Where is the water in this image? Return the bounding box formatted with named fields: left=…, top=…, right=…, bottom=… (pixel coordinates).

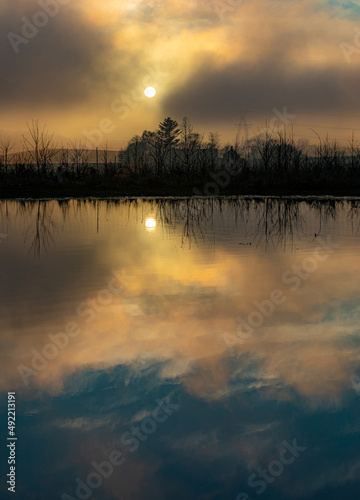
left=0, top=197, right=360, bottom=499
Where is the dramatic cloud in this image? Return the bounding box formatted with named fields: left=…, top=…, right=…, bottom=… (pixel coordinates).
left=163, top=59, right=360, bottom=122
left=162, top=0, right=360, bottom=126
left=0, top=1, right=120, bottom=108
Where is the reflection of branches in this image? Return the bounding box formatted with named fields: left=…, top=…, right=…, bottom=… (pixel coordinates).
left=111, top=197, right=355, bottom=252
left=156, top=198, right=214, bottom=249
left=150, top=198, right=347, bottom=252
left=310, top=199, right=339, bottom=237
left=2, top=198, right=359, bottom=259
left=57, top=200, right=71, bottom=224
left=133, top=197, right=308, bottom=251
left=24, top=202, right=57, bottom=258
left=252, top=198, right=306, bottom=251
left=179, top=200, right=204, bottom=249
left=347, top=200, right=360, bottom=235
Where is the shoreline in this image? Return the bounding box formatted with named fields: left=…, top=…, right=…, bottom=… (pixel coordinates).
left=1, top=185, right=360, bottom=201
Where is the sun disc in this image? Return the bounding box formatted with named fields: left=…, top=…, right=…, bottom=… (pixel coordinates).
left=145, top=87, right=156, bottom=98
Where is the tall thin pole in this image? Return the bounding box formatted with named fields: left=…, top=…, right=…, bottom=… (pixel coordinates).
left=96, top=147, right=99, bottom=175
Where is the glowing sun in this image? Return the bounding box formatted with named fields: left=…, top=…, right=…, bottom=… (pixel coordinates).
left=145, top=87, right=156, bottom=98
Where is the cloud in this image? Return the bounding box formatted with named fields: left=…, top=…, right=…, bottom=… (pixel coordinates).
left=2, top=0, right=360, bottom=142
left=0, top=0, right=122, bottom=110
left=162, top=58, right=360, bottom=123
left=158, top=0, right=360, bottom=125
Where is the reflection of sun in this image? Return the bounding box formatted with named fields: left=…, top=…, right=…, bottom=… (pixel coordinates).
left=145, top=217, right=157, bottom=231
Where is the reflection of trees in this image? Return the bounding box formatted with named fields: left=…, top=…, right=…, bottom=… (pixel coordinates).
left=156, top=198, right=213, bottom=249
left=57, top=199, right=71, bottom=224
left=310, top=199, right=339, bottom=237
left=347, top=200, right=360, bottom=236
left=252, top=198, right=306, bottom=251
left=147, top=198, right=307, bottom=251
left=125, top=198, right=359, bottom=252
left=111, top=197, right=215, bottom=249
left=0, top=200, right=58, bottom=257
left=1, top=198, right=360, bottom=257
left=24, top=202, right=57, bottom=258
left=0, top=200, right=10, bottom=233
left=96, top=197, right=360, bottom=251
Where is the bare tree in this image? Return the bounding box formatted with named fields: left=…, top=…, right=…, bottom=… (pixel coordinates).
left=142, top=130, right=167, bottom=175
left=125, top=135, right=147, bottom=175
left=22, top=120, right=56, bottom=175
left=59, top=147, right=69, bottom=168
left=205, top=132, right=220, bottom=172
left=177, top=117, right=201, bottom=179
left=317, top=135, right=345, bottom=181
left=69, top=140, right=89, bottom=177
left=348, top=131, right=360, bottom=176
left=253, top=124, right=276, bottom=184
left=274, top=127, right=303, bottom=180
left=0, top=135, right=14, bottom=178
left=101, top=141, right=110, bottom=172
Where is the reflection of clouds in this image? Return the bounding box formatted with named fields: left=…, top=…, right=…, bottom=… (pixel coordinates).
left=4, top=246, right=360, bottom=408
left=3, top=351, right=359, bottom=499
left=130, top=409, right=154, bottom=423
left=56, top=416, right=116, bottom=432
left=117, top=303, right=144, bottom=316
left=278, top=455, right=360, bottom=499
left=1, top=199, right=360, bottom=412
left=242, top=421, right=280, bottom=436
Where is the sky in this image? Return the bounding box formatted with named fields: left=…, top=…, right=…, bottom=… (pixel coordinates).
left=2, top=0, right=360, bottom=149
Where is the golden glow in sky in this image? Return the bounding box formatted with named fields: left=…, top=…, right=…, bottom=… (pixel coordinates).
left=2, top=0, right=360, bottom=146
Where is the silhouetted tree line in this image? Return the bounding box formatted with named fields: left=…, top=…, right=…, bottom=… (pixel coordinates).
left=2, top=118, right=360, bottom=193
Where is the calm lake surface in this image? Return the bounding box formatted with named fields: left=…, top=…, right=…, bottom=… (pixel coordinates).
left=1, top=197, right=360, bottom=500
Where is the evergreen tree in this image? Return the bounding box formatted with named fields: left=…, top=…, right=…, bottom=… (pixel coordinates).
left=158, top=117, right=180, bottom=173
left=158, top=117, right=181, bottom=148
